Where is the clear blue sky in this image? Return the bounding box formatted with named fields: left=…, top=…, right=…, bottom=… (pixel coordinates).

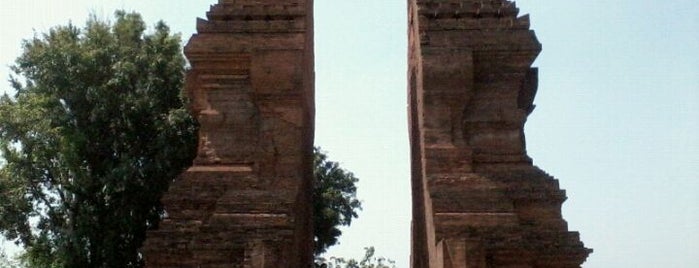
left=1, top=1, right=697, bottom=267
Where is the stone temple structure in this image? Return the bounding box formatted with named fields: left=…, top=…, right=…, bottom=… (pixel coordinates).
left=143, top=0, right=591, bottom=267
left=408, top=0, right=591, bottom=267
left=142, top=0, right=315, bottom=267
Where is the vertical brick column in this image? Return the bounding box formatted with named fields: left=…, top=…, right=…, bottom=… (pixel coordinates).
left=142, top=1, right=314, bottom=267
left=408, top=1, right=591, bottom=267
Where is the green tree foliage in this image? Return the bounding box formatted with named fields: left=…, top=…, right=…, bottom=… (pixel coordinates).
left=0, top=11, right=196, bottom=267
left=0, top=9, right=364, bottom=267
left=313, top=147, right=362, bottom=255
left=316, top=247, right=397, bottom=268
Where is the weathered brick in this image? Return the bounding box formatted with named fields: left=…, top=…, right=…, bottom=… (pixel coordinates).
left=142, top=1, right=314, bottom=267
left=409, top=1, right=591, bottom=267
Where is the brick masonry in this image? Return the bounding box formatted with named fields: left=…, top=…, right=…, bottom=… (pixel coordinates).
left=142, top=0, right=591, bottom=267
left=141, top=0, right=315, bottom=267
left=408, top=1, right=592, bottom=267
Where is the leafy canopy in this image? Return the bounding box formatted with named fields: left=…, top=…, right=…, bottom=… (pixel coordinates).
left=316, top=247, right=397, bottom=268
left=0, top=11, right=196, bottom=267
left=0, top=9, right=366, bottom=267
left=313, top=147, right=362, bottom=255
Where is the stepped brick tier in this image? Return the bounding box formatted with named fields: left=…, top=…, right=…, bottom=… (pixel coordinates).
left=142, top=0, right=315, bottom=267
left=408, top=1, right=591, bottom=267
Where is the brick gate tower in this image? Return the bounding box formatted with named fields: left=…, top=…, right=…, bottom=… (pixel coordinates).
left=408, top=1, right=591, bottom=267
left=142, top=0, right=315, bottom=267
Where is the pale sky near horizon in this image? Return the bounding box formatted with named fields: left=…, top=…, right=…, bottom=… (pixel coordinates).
left=1, top=1, right=698, bottom=267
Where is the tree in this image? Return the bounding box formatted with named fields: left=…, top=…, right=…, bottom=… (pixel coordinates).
left=313, top=147, right=362, bottom=255
left=316, top=247, right=397, bottom=268
left=0, top=9, right=363, bottom=267
left=0, top=11, right=196, bottom=267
